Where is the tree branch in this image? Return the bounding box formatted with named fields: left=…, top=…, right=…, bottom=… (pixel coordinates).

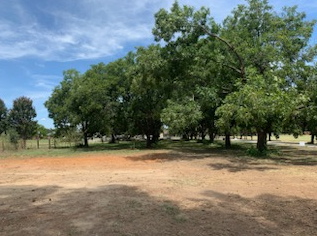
left=199, top=25, right=246, bottom=80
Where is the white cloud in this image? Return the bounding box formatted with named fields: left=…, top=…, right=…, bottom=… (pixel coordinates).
left=0, top=0, right=314, bottom=62
left=0, top=0, right=168, bottom=62
left=32, top=74, right=61, bottom=90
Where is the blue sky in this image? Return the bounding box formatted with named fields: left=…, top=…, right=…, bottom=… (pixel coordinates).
left=0, top=0, right=316, bottom=129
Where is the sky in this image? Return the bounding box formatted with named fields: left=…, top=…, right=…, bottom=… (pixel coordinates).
left=0, top=0, right=316, bottom=129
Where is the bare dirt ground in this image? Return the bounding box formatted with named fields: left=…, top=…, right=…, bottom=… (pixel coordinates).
left=0, top=149, right=317, bottom=236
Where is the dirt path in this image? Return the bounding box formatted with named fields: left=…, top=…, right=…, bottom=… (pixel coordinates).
left=1, top=151, right=317, bottom=235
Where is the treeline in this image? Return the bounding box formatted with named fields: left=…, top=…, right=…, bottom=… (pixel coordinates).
left=45, top=0, right=317, bottom=152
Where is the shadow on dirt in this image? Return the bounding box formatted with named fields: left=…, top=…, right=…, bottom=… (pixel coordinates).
left=208, top=162, right=278, bottom=172
left=271, top=146, right=317, bottom=166
left=124, top=140, right=317, bottom=169
left=0, top=184, right=316, bottom=236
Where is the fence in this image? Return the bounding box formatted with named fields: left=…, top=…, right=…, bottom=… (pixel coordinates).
left=0, top=137, right=83, bottom=151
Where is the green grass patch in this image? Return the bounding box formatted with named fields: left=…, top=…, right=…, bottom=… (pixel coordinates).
left=276, top=134, right=311, bottom=143
left=0, top=141, right=147, bottom=159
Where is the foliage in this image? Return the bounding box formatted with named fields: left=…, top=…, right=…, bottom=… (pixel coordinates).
left=8, top=96, right=37, bottom=147
left=161, top=98, right=203, bottom=137
left=215, top=0, right=316, bottom=151
left=0, top=98, right=7, bottom=135
left=299, top=70, right=317, bottom=141
left=45, top=67, right=111, bottom=147
left=36, top=124, right=49, bottom=138
left=6, top=128, right=19, bottom=149
left=42, top=0, right=317, bottom=151
left=102, top=54, right=136, bottom=140
left=45, top=69, right=77, bottom=132
left=127, top=45, right=168, bottom=147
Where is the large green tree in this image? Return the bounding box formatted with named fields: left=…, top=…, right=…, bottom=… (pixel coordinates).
left=216, top=72, right=301, bottom=152
left=216, top=0, right=316, bottom=151
left=153, top=3, right=231, bottom=142
left=45, top=68, right=110, bottom=147
left=45, top=69, right=78, bottom=133
left=101, top=55, right=136, bottom=142
left=128, top=45, right=168, bottom=147
left=8, top=96, right=37, bottom=148
left=154, top=0, right=316, bottom=151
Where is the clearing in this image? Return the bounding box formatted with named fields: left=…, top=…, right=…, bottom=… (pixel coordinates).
left=0, top=142, right=317, bottom=235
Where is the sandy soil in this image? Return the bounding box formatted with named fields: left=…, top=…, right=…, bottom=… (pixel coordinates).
left=0, top=150, right=317, bottom=235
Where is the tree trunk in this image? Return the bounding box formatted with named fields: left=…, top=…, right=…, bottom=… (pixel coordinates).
left=257, top=130, right=267, bottom=152
left=110, top=133, right=116, bottom=143
left=225, top=133, right=231, bottom=148
left=82, top=122, right=89, bottom=147
left=22, top=139, right=27, bottom=149
left=311, top=134, right=315, bottom=144
left=182, top=134, right=189, bottom=141
left=268, top=132, right=272, bottom=141
left=209, top=131, right=215, bottom=143
left=153, top=130, right=160, bottom=143
left=83, top=132, right=88, bottom=147
left=146, top=135, right=152, bottom=148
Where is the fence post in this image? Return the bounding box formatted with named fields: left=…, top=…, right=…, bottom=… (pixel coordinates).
left=37, top=132, right=40, bottom=149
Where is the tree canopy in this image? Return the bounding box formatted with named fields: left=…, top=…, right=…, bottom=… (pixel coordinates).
left=8, top=96, right=37, bottom=147
left=44, top=0, right=317, bottom=152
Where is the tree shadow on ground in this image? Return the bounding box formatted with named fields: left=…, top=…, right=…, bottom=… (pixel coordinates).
left=125, top=140, right=317, bottom=170
left=208, top=161, right=278, bottom=172
left=126, top=150, right=279, bottom=172
left=268, top=145, right=317, bottom=166
left=0, top=184, right=316, bottom=236
left=77, top=140, right=246, bottom=154
left=125, top=140, right=242, bottom=161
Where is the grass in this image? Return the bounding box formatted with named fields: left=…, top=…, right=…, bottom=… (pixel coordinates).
left=1, top=138, right=317, bottom=166
left=233, top=134, right=312, bottom=143
left=0, top=140, right=157, bottom=159
left=276, top=134, right=311, bottom=143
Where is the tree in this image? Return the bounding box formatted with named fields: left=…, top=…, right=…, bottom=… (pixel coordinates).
left=45, top=69, right=78, bottom=133
left=152, top=1, right=245, bottom=146
left=127, top=45, right=168, bottom=147
left=46, top=68, right=111, bottom=147
left=299, top=68, right=317, bottom=143
left=101, top=55, right=136, bottom=143
left=154, top=0, right=316, bottom=151
left=8, top=96, right=37, bottom=148
left=0, top=98, right=7, bottom=135
left=71, top=65, right=111, bottom=147
left=216, top=72, right=301, bottom=152
left=216, top=0, right=316, bottom=151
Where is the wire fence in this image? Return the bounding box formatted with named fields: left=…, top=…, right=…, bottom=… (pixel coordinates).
left=0, top=137, right=84, bottom=151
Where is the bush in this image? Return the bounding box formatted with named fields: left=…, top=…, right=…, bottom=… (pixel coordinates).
left=246, top=146, right=269, bottom=157
left=246, top=146, right=280, bottom=158
left=0, top=129, right=20, bottom=150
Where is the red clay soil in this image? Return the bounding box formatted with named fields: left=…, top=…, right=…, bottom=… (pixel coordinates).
left=0, top=151, right=317, bottom=235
